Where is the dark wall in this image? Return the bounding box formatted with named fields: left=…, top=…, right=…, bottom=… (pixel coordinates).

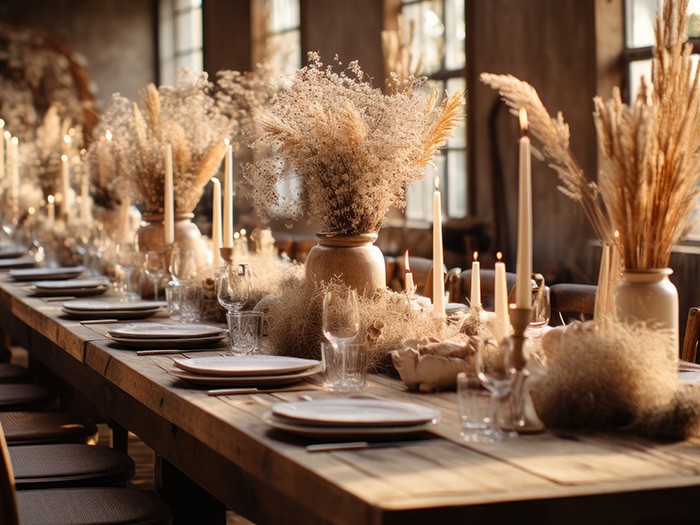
left=0, top=0, right=157, bottom=107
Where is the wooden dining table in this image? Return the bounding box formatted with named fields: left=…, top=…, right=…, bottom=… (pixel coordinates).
left=1, top=274, right=700, bottom=524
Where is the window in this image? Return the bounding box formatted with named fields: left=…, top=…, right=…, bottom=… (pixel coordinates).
left=159, top=0, right=203, bottom=85
left=253, top=0, right=302, bottom=74
left=398, top=0, right=467, bottom=222
left=625, top=0, right=700, bottom=238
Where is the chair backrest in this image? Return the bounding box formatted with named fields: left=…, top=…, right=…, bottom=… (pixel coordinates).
left=0, top=422, right=19, bottom=525
left=549, top=283, right=597, bottom=326
left=448, top=268, right=517, bottom=309
left=681, top=306, right=700, bottom=363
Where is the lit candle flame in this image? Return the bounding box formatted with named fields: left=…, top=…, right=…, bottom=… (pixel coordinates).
left=63, top=134, right=71, bottom=144
left=519, top=107, right=528, bottom=133
left=434, top=175, right=440, bottom=191
left=0, top=119, right=4, bottom=128
left=3, top=131, right=10, bottom=140
left=473, top=251, right=478, bottom=262
left=234, top=232, right=240, bottom=240
left=11, top=137, right=18, bottom=145
left=61, top=154, right=68, bottom=162
left=404, top=250, right=411, bottom=273
left=105, top=130, right=112, bottom=142
left=224, top=138, right=231, bottom=146
left=614, top=230, right=620, bottom=239
left=240, top=228, right=247, bottom=236
left=28, top=207, right=35, bottom=215
left=496, top=251, right=503, bottom=261
left=47, top=195, right=55, bottom=204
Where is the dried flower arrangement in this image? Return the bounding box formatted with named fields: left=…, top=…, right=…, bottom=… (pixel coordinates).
left=85, top=130, right=122, bottom=208
left=98, top=70, right=229, bottom=213
left=265, top=277, right=474, bottom=370
left=481, top=0, right=700, bottom=271
left=244, top=53, right=464, bottom=235
left=532, top=320, right=700, bottom=440
left=0, top=23, right=96, bottom=142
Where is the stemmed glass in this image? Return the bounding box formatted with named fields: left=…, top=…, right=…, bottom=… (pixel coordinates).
left=143, top=250, right=167, bottom=301
left=217, top=262, right=252, bottom=351
left=475, top=338, right=517, bottom=443
left=322, top=288, right=360, bottom=389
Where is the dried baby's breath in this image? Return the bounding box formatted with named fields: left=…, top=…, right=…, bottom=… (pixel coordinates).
left=245, top=53, right=465, bottom=235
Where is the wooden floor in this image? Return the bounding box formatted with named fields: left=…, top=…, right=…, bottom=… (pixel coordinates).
left=11, top=345, right=252, bottom=525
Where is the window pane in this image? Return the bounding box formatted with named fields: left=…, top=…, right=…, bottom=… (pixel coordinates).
left=402, top=1, right=445, bottom=75
left=629, top=59, right=651, bottom=100
left=690, top=0, right=700, bottom=37
left=175, top=0, right=200, bottom=11
left=269, top=0, right=300, bottom=32
left=175, top=9, right=202, bottom=53
left=445, top=0, right=466, bottom=70
left=406, top=165, right=437, bottom=222
left=176, top=50, right=203, bottom=72
left=626, top=0, right=662, bottom=47
left=447, top=150, right=467, bottom=217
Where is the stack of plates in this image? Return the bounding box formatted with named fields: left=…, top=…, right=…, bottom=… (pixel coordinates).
left=0, top=256, right=36, bottom=270
left=264, top=399, right=441, bottom=438
left=170, top=354, right=322, bottom=387
left=31, top=278, right=110, bottom=297
left=107, top=323, right=227, bottom=349
left=60, top=299, right=167, bottom=320
left=10, top=266, right=85, bottom=282
left=0, top=245, right=27, bottom=259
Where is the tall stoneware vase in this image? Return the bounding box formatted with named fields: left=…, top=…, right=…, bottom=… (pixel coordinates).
left=136, top=212, right=209, bottom=296
left=305, top=233, right=385, bottom=296
left=614, top=268, right=679, bottom=358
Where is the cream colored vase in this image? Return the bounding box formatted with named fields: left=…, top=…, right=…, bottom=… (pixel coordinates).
left=305, top=233, right=385, bottom=296
left=614, top=268, right=679, bottom=352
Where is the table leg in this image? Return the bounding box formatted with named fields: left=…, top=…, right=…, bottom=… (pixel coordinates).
left=156, top=456, right=226, bottom=524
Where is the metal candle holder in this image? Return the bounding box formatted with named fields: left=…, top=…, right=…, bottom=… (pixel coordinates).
left=508, top=306, right=545, bottom=434
left=219, top=247, right=234, bottom=263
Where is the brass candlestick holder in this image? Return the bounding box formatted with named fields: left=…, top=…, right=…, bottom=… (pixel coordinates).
left=219, top=247, right=234, bottom=263
left=508, top=306, right=545, bottom=434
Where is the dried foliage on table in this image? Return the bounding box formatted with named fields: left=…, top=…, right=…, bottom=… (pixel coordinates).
left=264, top=278, right=477, bottom=371
left=532, top=320, right=700, bottom=440
left=482, top=0, right=700, bottom=273
left=0, top=23, right=96, bottom=142
left=244, top=52, right=465, bottom=235
left=98, top=70, right=230, bottom=213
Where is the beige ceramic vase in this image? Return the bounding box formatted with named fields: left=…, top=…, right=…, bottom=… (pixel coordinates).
left=614, top=268, right=679, bottom=357
left=305, top=233, right=386, bottom=296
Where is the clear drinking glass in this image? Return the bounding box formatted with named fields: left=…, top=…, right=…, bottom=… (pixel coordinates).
left=226, top=311, right=264, bottom=354
left=114, top=242, right=140, bottom=301
left=457, top=371, right=490, bottom=442
left=179, top=278, right=202, bottom=323
left=475, top=338, right=517, bottom=443
left=321, top=341, right=367, bottom=391
left=143, top=249, right=167, bottom=301
left=168, top=246, right=198, bottom=319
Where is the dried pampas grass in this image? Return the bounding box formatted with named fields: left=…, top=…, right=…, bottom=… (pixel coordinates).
left=265, top=279, right=467, bottom=371
left=532, top=320, right=700, bottom=440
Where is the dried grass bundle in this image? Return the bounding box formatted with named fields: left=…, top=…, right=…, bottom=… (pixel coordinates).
left=480, top=73, right=612, bottom=242
left=97, top=70, right=230, bottom=213
left=532, top=320, right=700, bottom=440
left=594, top=0, right=700, bottom=269
left=266, top=278, right=464, bottom=370
left=245, top=53, right=464, bottom=235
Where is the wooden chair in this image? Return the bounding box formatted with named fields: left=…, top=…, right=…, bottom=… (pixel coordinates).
left=0, top=422, right=172, bottom=525
left=681, top=306, right=700, bottom=363
left=549, top=283, right=597, bottom=326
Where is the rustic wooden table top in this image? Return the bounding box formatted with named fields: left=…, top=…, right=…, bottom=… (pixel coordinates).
left=2, top=274, right=700, bottom=524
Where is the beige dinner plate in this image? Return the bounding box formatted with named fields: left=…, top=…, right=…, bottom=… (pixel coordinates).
left=0, top=256, right=36, bottom=270
left=271, top=399, right=441, bottom=428
left=109, top=323, right=225, bottom=339
left=262, top=412, right=437, bottom=439
left=33, top=278, right=110, bottom=290
left=32, top=285, right=109, bottom=297
left=173, top=354, right=321, bottom=377
left=108, top=333, right=227, bottom=349
left=60, top=307, right=163, bottom=320
left=10, top=266, right=84, bottom=281
left=63, top=299, right=168, bottom=312
left=169, top=365, right=322, bottom=387
left=0, top=246, right=26, bottom=259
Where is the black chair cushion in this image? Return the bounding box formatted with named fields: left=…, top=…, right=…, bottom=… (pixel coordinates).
left=17, top=487, right=171, bottom=524
left=11, top=444, right=135, bottom=489
left=0, top=383, right=55, bottom=411
left=0, top=412, right=97, bottom=445
left=0, top=363, right=30, bottom=383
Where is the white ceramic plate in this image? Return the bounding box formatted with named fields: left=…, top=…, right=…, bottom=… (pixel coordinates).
left=262, top=412, right=437, bottom=438
left=10, top=266, right=84, bottom=281
left=109, top=323, right=225, bottom=339
left=169, top=365, right=322, bottom=387
left=33, top=278, right=110, bottom=290
left=271, top=399, right=441, bottom=428
left=32, top=285, right=109, bottom=297
left=173, top=354, right=321, bottom=377
left=63, top=299, right=167, bottom=312
left=108, top=333, right=227, bottom=349
left=60, top=307, right=163, bottom=320
left=0, top=256, right=36, bottom=270
left=0, top=246, right=26, bottom=259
